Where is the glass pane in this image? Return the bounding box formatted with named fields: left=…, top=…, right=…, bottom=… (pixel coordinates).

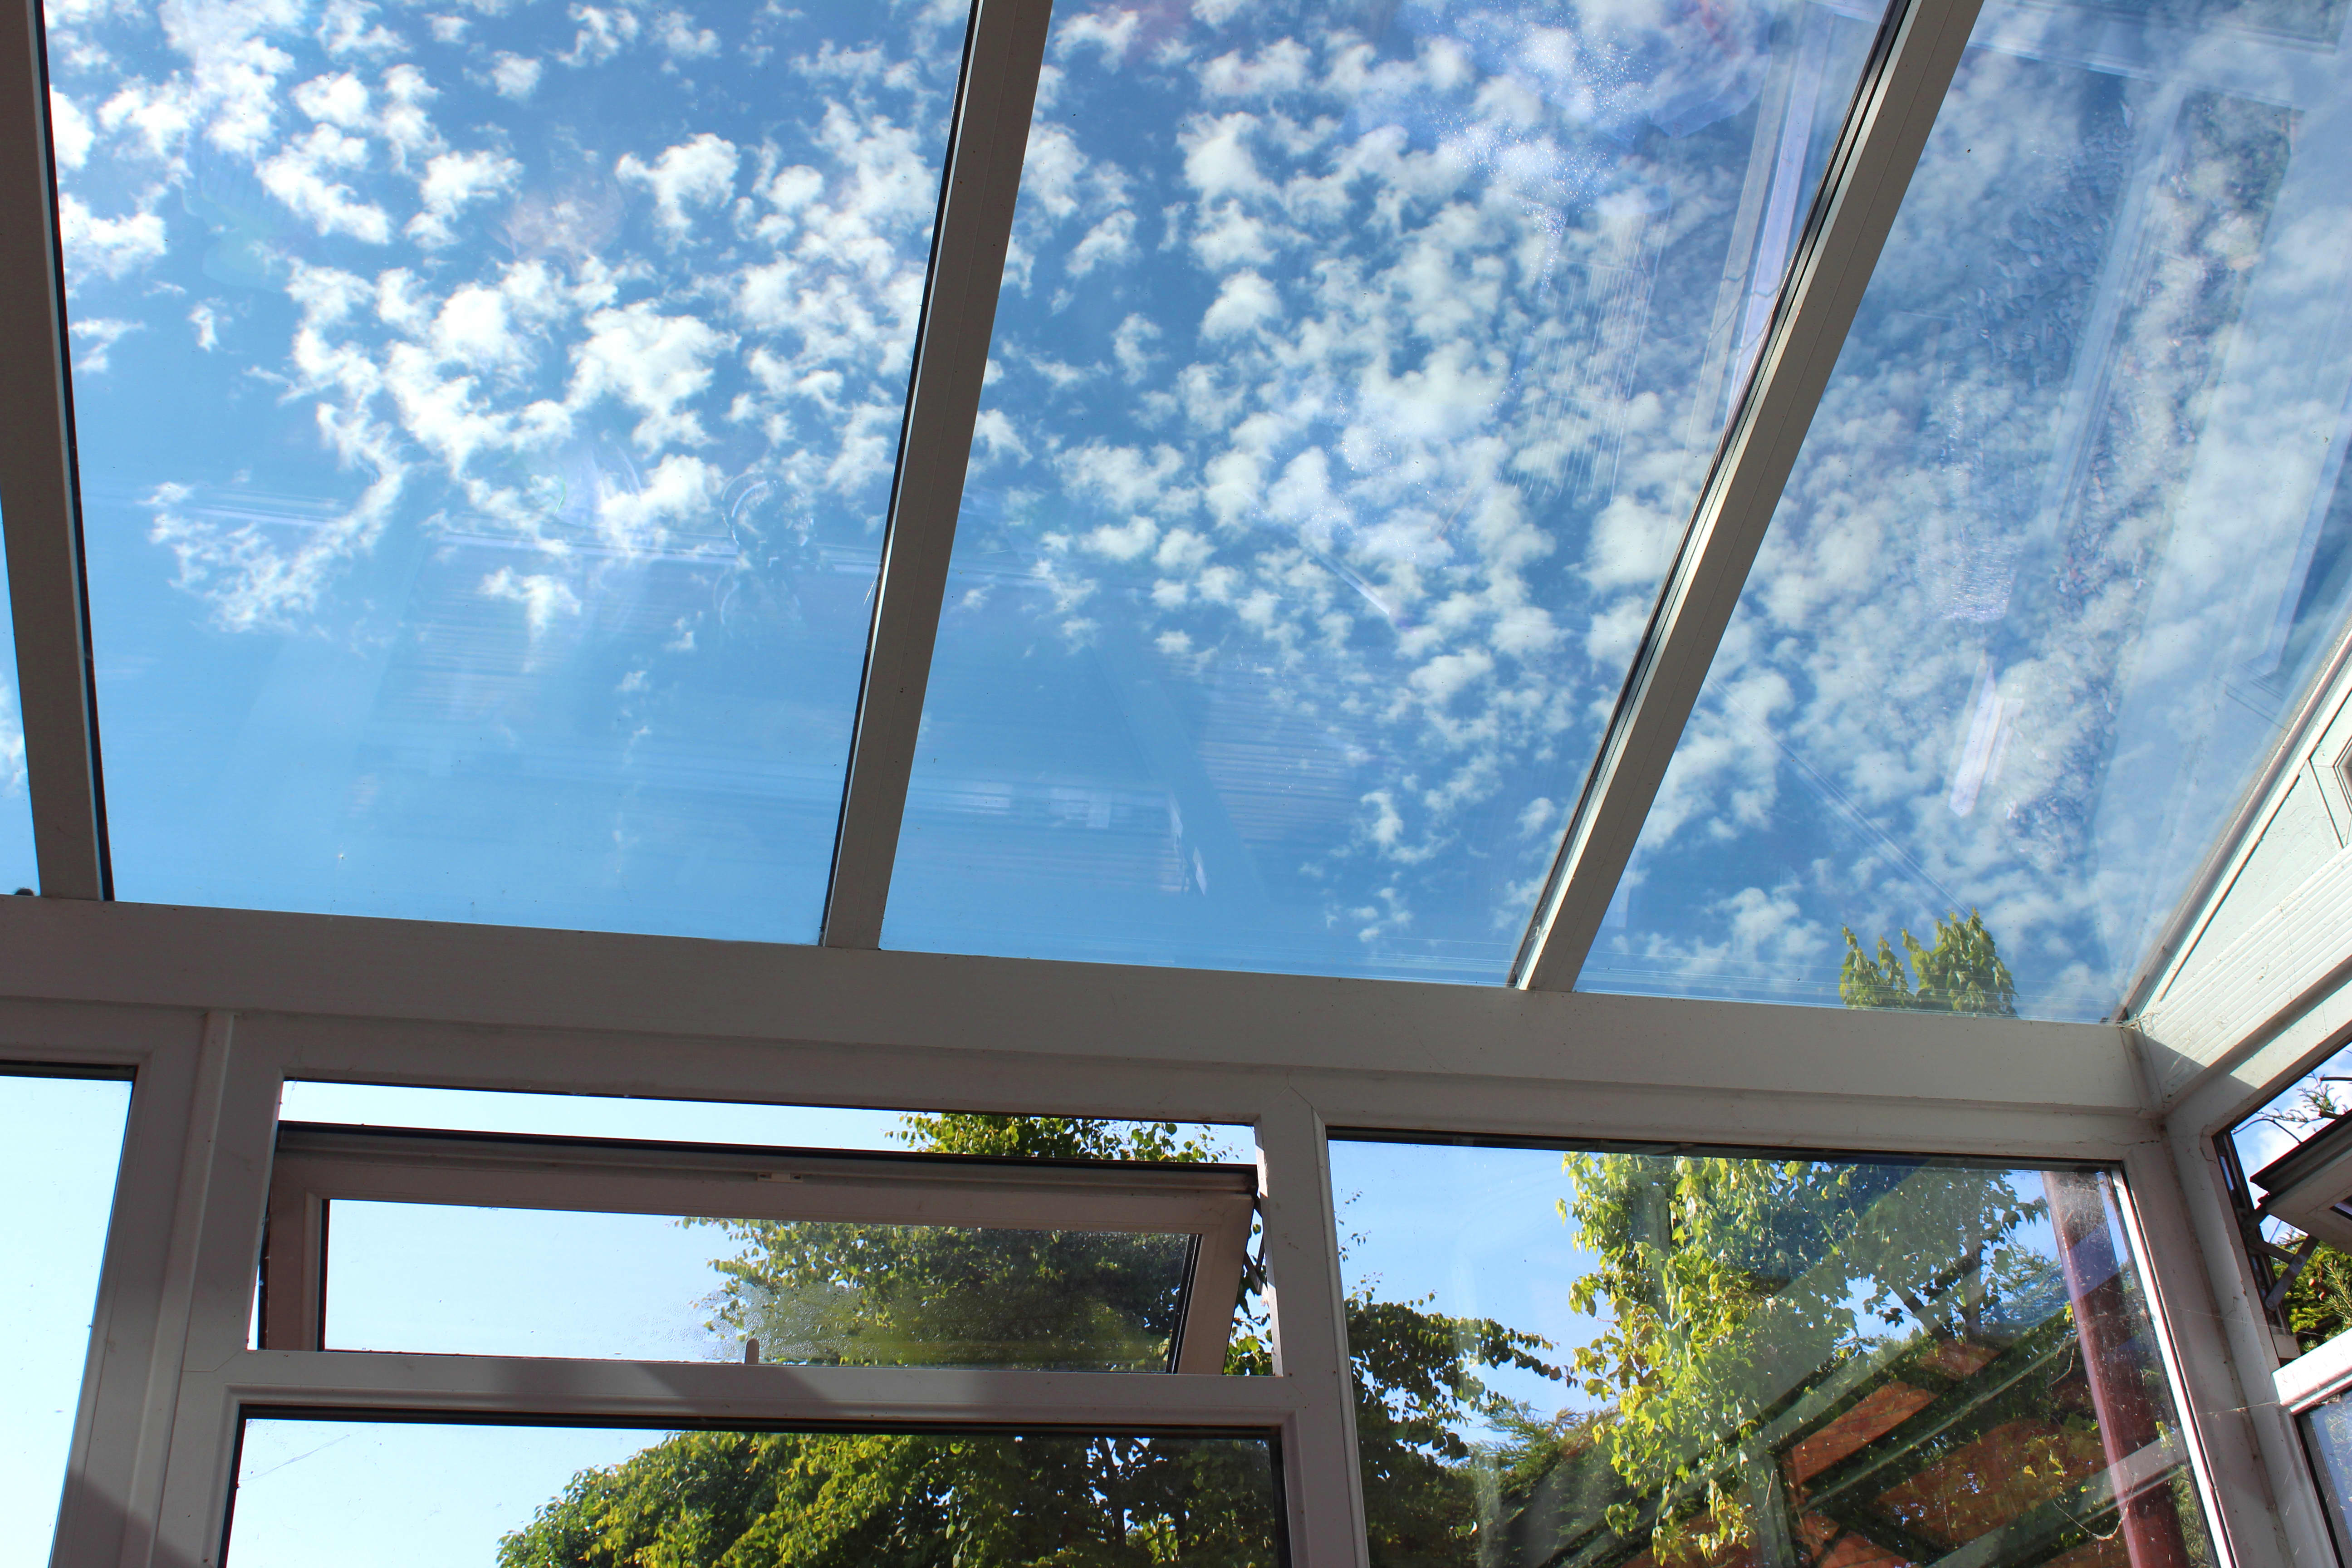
left=2223, top=1055, right=2352, bottom=1357
left=2303, top=1387, right=2352, bottom=1565
left=322, top=1200, right=1196, bottom=1372
left=0, top=542, right=36, bottom=892
left=1328, top=1137, right=2215, bottom=1568
left=1, top=1073, right=131, bottom=1564
left=886, top=0, right=1890, bottom=979
left=224, top=1418, right=1282, bottom=1568
left=1582, top=0, right=2352, bottom=1019
left=48, top=3, right=962, bottom=938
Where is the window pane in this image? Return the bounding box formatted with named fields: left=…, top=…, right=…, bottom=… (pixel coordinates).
left=885, top=0, right=1890, bottom=980
left=1, top=1073, right=131, bottom=1564
left=2302, top=1387, right=2352, bottom=1564
left=1328, top=1138, right=2215, bottom=1568
left=49, top=3, right=960, bottom=937
left=1583, top=0, right=2352, bottom=1019
left=224, top=1418, right=1282, bottom=1568
left=321, top=1201, right=1198, bottom=1372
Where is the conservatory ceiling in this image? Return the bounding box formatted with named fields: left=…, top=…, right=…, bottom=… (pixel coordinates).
left=9, top=0, right=2352, bottom=1025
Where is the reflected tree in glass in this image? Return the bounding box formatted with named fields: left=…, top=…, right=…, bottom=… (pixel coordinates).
left=503, top=1112, right=1556, bottom=1564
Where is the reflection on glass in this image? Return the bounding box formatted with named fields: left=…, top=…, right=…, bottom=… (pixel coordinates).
left=322, top=1200, right=1195, bottom=1372
left=0, top=1073, right=131, bottom=1564
left=1583, top=0, right=2352, bottom=1019
left=1328, top=1138, right=2214, bottom=1568
left=2222, top=1057, right=2352, bottom=1357
left=887, top=0, right=1886, bottom=980
left=2302, top=1387, right=2352, bottom=1564
left=225, top=1418, right=1281, bottom=1568
left=0, top=543, right=35, bottom=891
left=49, top=2, right=960, bottom=937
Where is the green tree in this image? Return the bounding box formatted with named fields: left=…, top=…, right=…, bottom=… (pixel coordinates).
left=499, top=1113, right=1552, bottom=1568
left=1838, top=909, right=2017, bottom=1016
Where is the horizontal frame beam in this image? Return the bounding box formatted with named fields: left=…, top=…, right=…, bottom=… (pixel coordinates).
left=199, top=1350, right=1300, bottom=1426
left=0, top=900, right=2144, bottom=1135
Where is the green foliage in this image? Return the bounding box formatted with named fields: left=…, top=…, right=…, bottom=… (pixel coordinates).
left=500, top=1114, right=1549, bottom=1568
left=2283, top=1242, right=2352, bottom=1351
left=1839, top=909, right=2018, bottom=1016
left=1556, top=1152, right=2051, bottom=1561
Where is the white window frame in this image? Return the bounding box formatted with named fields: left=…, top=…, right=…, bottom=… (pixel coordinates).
left=0, top=900, right=2257, bottom=1568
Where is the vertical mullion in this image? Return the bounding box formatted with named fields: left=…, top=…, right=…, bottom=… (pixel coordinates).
left=1257, top=1097, right=1369, bottom=1568
left=0, top=0, right=107, bottom=901
left=820, top=0, right=1051, bottom=949
left=1513, top=0, right=1985, bottom=991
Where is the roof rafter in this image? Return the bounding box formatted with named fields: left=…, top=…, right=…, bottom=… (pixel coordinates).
left=0, top=0, right=109, bottom=901
left=821, top=0, right=1053, bottom=950
left=1512, top=0, right=1987, bottom=991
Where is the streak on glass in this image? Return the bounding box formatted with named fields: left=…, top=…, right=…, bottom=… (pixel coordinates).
left=885, top=0, right=1887, bottom=980
left=223, top=1419, right=1282, bottom=1568
left=0, top=539, right=36, bottom=891
left=1, top=1073, right=131, bottom=1564
left=1582, top=0, right=2352, bottom=1018
left=49, top=3, right=961, bottom=938
left=320, top=1200, right=1195, bottom=1372
left=1327, top=1137, right=2215, bottom=1568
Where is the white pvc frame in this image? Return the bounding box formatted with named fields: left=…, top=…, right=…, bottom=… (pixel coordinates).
left=0, top=892, right=2272, bottom=1568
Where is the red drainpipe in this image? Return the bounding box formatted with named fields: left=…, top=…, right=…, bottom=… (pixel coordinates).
left=2041, top=1169, right=2193, bottom=1568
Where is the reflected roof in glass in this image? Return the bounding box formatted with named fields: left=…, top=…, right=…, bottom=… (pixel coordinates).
left=884, top=0, right=1892, bottom=980
left=1579, top=0, right=2352, bottom=1019
left=49, top=0, right=958, bottom=938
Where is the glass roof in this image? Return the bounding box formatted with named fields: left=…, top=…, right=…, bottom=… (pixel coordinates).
left=22, top=0, right=2349, bottom=1006
left=882, top=0, right=1890, bottom=980
left=49, top=0, right=957, bottom=937
left=1577, top=0, right=2352, bottom=1019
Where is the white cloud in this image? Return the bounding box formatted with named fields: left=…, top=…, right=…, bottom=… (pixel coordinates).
left=291, top=69, right=369, bottom=127
left=568, top=301, right=729, bottom=449
left=656, top=10, right=719, bottom=59
left=1065, top=209, right=1136, bottom=278
left=57, top=194, right=166, bottom=277
left=480, top=565, right=582, bottom=644
left=616, top=132, right=738, bottom=239
left=69, top=316, right=142, bottom=373
left=258, top=123, right=392, bottom=242
left=561, top=4, right=640, bottom=65
left=1200, top=269, right=1276, bottom=337
left=189, top=303, right=219, bottom=349
left=48, top=90, right=93, bottom=169
left=595, top=453, right=718, bottom=550
left=489, top=52, right=542, bottom=100
left=407, top=147, right=520, bottom=247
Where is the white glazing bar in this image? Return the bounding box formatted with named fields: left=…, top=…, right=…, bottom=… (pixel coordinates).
left=1256, top=1098, right=1369, bottom=1568
left=2164, top=1123, right=2334, bottom=1568
left=1512, top=0, right=1988, bottom=991
left=45, top=1028, right=194, bottom=1568
left=821, top=0, right=1053, bottom=949
left=0, top=0, right=105, bottom=901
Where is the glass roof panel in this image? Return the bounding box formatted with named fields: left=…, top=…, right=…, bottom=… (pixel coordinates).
left=50, top=2, right=960, bottom=937
left=1579, top=0, right=2352, bottom=1019
left=885, top=0, right=1891, bottom=980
